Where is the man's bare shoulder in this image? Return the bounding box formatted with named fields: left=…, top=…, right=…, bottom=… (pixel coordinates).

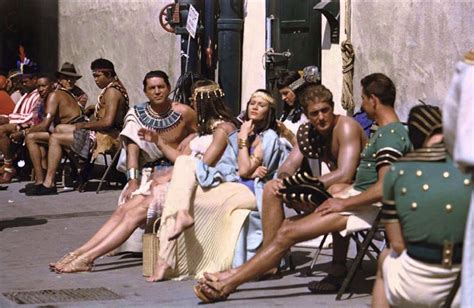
left=334, top=115, right=364, bottom=138
left=103, top=86, right=124, bottom=102
left=335, top=115, right=363, bottom=131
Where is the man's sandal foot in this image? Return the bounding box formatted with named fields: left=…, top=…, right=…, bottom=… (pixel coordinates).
left=193, top=283, right=229, bottom=303
left=307, top=274, right=344, bottom=294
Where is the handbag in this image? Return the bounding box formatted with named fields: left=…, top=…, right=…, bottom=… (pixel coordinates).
left=142, top=218, right=160, bottom=277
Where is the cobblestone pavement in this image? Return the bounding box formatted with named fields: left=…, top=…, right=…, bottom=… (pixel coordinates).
left=0, top=181, right=374, bottom=307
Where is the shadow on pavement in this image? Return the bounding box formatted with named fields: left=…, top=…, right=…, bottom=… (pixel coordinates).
left=0, top=217, right=48, bottom=231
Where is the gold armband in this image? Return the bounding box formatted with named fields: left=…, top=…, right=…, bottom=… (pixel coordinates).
left=238, top=138, right=249, bottom=149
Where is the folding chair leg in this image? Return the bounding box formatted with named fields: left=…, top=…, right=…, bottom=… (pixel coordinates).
left=305, top=234, right=328, bottom=276
left=96, top=150, right=121, bottom=194
left=336, top=224, right=379, bottom=300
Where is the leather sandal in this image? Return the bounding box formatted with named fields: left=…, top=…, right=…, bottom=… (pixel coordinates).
left=49, top=252, right=77, bottom=271
left=56, top=255, right=93, bottom=273
left=193, top=282, right=229, bottom=303
left=307, top=274, right=345, bottom=294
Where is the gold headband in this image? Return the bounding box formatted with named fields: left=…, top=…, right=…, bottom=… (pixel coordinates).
left=192, top=84, right=225, bottom=101
left=250, top=91, right=276, bottom=106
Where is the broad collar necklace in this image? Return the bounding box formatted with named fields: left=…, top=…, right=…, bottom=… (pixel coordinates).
left=134, top=102, right=182, bottom=132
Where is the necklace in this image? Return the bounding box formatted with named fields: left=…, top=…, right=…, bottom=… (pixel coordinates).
left=134, top=102, right=182, bottom=132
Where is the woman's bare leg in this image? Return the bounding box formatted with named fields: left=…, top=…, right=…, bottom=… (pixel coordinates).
left=73, top=195, right=147, bottom=256
left=77, top=201, right=149, bottom=263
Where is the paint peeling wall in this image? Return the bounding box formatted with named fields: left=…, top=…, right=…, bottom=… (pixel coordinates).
left=351, top=0, right=474, bottom=121
left=58, top=0, right=180, bottom=106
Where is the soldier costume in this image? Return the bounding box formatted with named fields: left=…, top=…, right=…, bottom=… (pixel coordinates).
left=381, top=105, right=472, bottom=307
left=337, top=121, right=411, bottom=235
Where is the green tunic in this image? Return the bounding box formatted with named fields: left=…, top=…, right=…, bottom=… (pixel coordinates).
left=354, top=122, right=411, bottom=191
left=382, top=144, right=472, bottom=245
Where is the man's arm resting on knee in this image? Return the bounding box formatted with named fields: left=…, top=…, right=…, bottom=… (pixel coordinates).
left=316, top=165, right=390, bottom=215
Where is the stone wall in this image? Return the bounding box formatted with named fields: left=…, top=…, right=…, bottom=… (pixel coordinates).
left=58, top=0, right=180, bottom=106
left=351, top=0, right=474, bottom=120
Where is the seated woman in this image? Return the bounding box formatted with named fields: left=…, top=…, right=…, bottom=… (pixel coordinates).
left=276, top=70, right=307, bottom=135
left=372, top=105, right=472, bottom=307
left=147, top=89, right=288, bottom=282
left=49, top=79, right=237, bottom=273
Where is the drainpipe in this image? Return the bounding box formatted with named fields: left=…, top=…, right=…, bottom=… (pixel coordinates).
left=217, top=0, right=244, bottom=115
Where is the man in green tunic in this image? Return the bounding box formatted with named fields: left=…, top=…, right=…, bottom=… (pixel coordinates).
left=372, top=105, right=472, bottom=307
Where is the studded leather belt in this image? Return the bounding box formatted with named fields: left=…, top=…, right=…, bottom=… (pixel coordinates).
left=406, top=241, right=462, bottom=268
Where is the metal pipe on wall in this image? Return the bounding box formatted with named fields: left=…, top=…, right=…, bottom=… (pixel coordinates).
left=217, top=0, right=244, bottom=115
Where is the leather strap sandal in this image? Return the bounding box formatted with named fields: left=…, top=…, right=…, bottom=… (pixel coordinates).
left=49, top=252, right=77, bottom=270
left=193, top=282, right=229, bottom=303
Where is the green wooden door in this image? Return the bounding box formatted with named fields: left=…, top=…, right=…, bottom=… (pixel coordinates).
left=266, top=0, right=323, bottom=85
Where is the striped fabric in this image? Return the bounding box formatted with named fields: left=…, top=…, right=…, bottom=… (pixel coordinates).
left=381, top=200, right=399, bottom=223
left=376, top=147, right=403, bottom=171
left=8, top=89, right=41, bottom=125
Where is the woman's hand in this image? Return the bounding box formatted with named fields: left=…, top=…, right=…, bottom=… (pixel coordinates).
left=138, top=128, right=159, bottom=144
left=238, top=120, right=254, bottom=139
left=251, top=166, right=267, bottom=179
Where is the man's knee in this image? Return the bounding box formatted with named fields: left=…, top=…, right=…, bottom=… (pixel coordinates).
left=262, top=180, right=282, bottom=204
left=274, top=219, right=298, bottom=247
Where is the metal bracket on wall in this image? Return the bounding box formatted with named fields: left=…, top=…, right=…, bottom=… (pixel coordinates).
left=313, top=0, right=340, bottom=44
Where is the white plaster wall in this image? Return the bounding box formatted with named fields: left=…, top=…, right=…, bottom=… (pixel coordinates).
left=58, top=0, right=181, bottom=106
left=351, top=0, right=474, bottom=121
left=241, top=0, right=266, bottom=109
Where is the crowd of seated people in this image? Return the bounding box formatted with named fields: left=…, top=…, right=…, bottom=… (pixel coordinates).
left=1, top=51, right=473, bottom=307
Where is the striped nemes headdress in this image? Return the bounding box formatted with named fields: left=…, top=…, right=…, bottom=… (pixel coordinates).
left=408, top=105, right=442, bottom=149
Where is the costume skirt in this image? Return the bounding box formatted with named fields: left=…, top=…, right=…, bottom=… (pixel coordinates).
left=383, top=250, right=460, bottom=307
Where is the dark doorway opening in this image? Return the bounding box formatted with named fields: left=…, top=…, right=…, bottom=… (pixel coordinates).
left=0, top=0, right=59, bottom=75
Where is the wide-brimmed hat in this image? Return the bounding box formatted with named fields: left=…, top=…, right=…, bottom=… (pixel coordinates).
left=56, top=62, right=82, bottom=79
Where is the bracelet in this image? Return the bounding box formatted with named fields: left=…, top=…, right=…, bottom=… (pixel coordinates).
left=126, top=168, right=140, bottom=181
left=238, top=138, right=249, bottom=149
